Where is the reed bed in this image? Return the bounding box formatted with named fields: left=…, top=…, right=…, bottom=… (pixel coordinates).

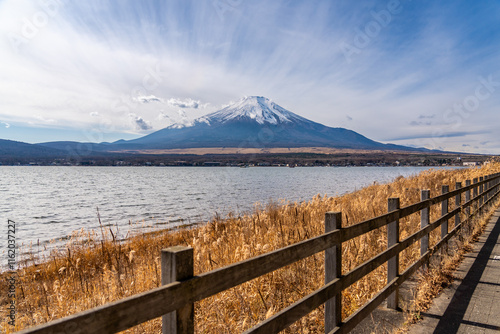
left=2, top=163, right=500, bottom=333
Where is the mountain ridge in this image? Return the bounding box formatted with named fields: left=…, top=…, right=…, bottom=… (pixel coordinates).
left=0, top=139, right=67, bottom=158
left=121, top=96, right=423, bottom=151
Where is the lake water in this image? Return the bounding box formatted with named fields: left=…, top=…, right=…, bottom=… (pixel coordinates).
left=1, top=166, right=452, bottom=254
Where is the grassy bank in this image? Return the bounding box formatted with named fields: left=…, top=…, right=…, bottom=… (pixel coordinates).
left=2, top=163, right=500, bottom=333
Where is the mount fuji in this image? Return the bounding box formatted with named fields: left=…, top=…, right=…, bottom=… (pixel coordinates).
left=115, top=96, right=415, bottom=151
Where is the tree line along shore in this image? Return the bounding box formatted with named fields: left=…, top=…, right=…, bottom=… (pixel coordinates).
left=0, top=148, right=495, bottom=167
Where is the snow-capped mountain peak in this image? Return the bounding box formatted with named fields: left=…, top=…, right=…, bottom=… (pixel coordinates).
left=121, top=95, right=418, bottom=152
left=200, top=96, right=310, bottom=126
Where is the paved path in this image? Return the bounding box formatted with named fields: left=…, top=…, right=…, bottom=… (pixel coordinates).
left=409, top=209, right=500, bottom=334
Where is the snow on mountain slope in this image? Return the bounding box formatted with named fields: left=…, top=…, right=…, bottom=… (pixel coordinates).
left=200, top=96, right=311, bottom=126
left=167, top=96, right=311, bottom=129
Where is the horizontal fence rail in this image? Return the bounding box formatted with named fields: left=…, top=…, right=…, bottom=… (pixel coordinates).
left=19, top=172, right=500, bottom=334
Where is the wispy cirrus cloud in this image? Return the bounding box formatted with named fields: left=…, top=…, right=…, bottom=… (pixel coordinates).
left=386, top=130, right=488, bottom=142
left=33, top=115, right=57, bottom=124
left=409, top=121, right=432, bottom=126
left=134, top=95, right=164, bottom=104
left=158, top=111, right=170, bottom=121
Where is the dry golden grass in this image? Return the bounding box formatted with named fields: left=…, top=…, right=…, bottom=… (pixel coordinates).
left=2, top=163, right=500, bottom=333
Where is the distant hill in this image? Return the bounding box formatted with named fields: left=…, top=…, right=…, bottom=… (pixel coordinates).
left=37, top=141, right=111, bottom=154
left=0, top=139, right=66, bottom=158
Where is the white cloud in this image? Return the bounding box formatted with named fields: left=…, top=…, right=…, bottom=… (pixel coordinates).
left=167, top=98, right=201, bottom=109
left=129, top=113, right=152, bottom=131
left=158, top=111, right=170, bottom=120
left=33, top=115, right=57, bottom=124
left=134, top=95, right=164, bottom=104
left=2, top=122, right=10, bottom=128
left=90, top=112, right=100, bottom=117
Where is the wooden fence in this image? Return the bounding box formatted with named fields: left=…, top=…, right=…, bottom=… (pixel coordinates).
left=19, top=172, right=500, bottom=334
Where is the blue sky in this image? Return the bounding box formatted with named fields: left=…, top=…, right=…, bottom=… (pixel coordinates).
left=0, top=0, right=499, bottom=153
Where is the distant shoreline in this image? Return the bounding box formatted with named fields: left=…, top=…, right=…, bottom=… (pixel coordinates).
left=0, top=148, right=491, bottom=167
left=109, top=147, right=408, bottom=155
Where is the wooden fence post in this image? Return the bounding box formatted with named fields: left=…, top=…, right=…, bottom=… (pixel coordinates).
left=325, top=212, right=342, bottom=333
left=485, top=176, right=490, bottom=201
left=465, top=180, right=471, bottom=216
left=479, top=176, right=484, bottom=209
left=465, top=180, right=472, bottom=234
left=488, top=175, right=493, bottom=200
left=483, top=175, right=489, bottom=203
left=490, top=175, right=494, bottom=199
left=441, top=185, right=449, bottom=255
left=387, top=198, right=400, bottom=310
left=162, top=246, right=194, bottom=334
left=455, top=182, right=462, bottom=228
left=473, top=178, right=478, bottom=198
left=420, top=190, right=430, bottom=269
left=473, top=178, right=478, bottom=213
